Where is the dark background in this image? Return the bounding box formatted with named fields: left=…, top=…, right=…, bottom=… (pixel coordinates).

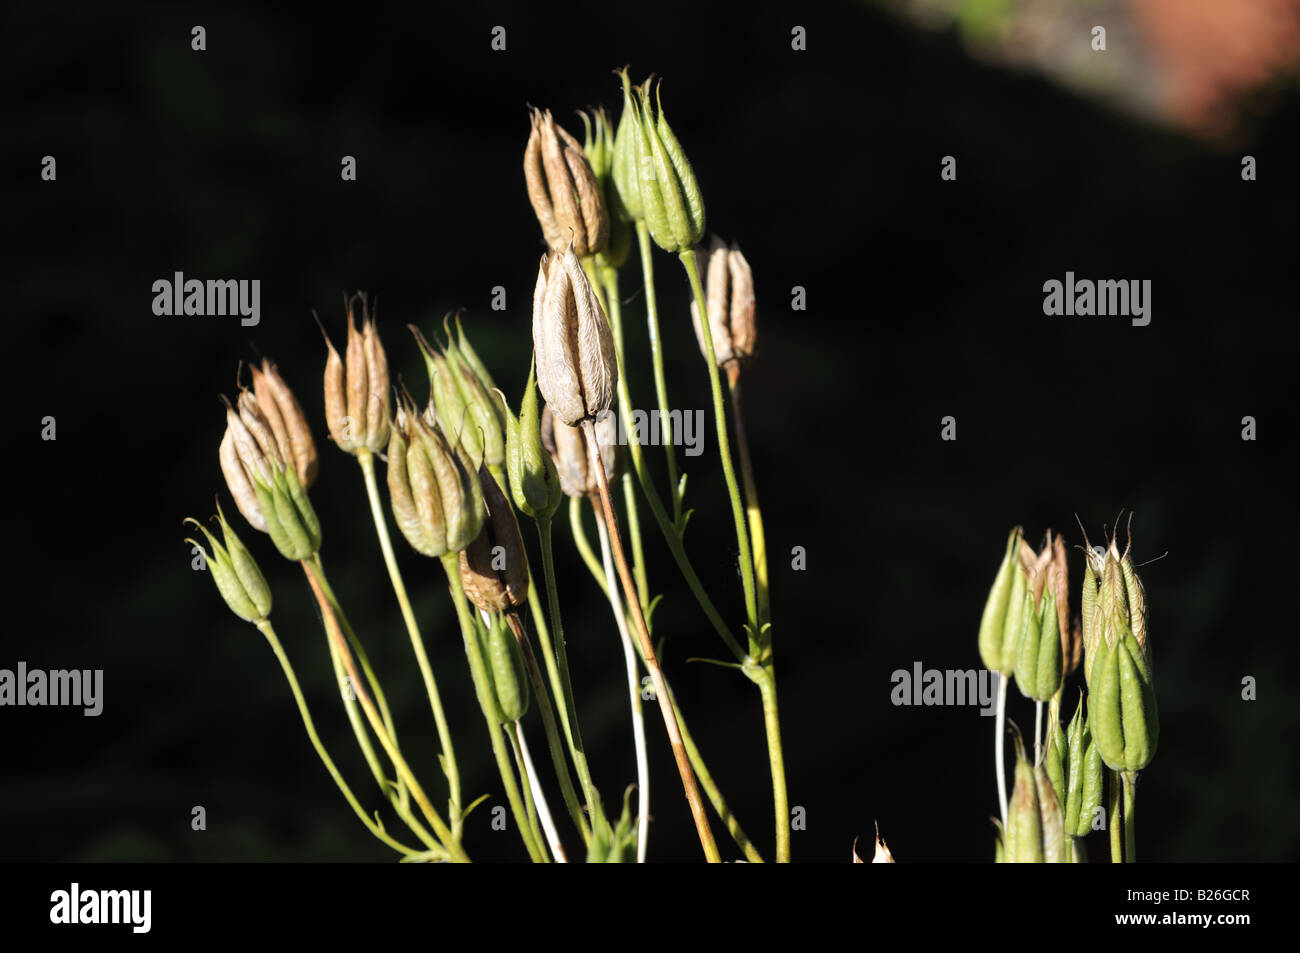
left=5, top=0, right=1298, bottom=862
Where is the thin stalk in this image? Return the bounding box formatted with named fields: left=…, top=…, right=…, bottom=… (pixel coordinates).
left=583, top=418, right=720, bottom=862
left=755, top=668, right=790, bottom=863
left=636, top=222, right=682, bottom=523
left=1108, top=769, right=1124, bottom=863
left=536, top=519, right=602, bottom=818
left=1123, top=771, right=1138, bottom=864
left=305, top=552, right=407, bottom=808
left=679, top=249, right=758, bottom=638
left=995, top=674, right=1009, bottom=825
left=254, top=619, right=427, bottom=858
left=593, top=501, right=651, bottom=863
left=439, top=554, right=547, bottom=863
left=1034, top=700, right=1044, bottom=768
left=505, top=611, right=590, bottom=843
left=514, top=722, right=566, bottom=862
left=505, top=724, right=543, bottom=855
left=569, top=495, right=764, bottom=862
left=301, top=560, right=467, bottom=861
left=727, top=366, right=769, bottom=625
left=357, top=449, right=462, bottom=835
left=526, top=583, right=572, bottom=743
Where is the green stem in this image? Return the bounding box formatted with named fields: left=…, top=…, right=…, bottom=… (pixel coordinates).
left=726, top=368, right=769, bottom=626
left=357, top=450, right=462, bottom=837
left=506, top=610, right=590, bottom=844
left=570, top=495, right=763, bottom=862
left=301, top=561, right=467, bottom=861
left=1108, top=769, right=1123, bottom=863
left=439, top=555, right=547, bottom=862
left=756, top=667, right=790, bottom=863
left=636, top=223, right=682, bottom=524
left=507, top=724, right=542, bottom=853
left=255, top=620, right=427, bottom=858
left=1123, top=771, right=1138, bottom=863
left=537, top=518, right=602, bottom=818
left=679, top=249, right=759, bottom=640
left=305, top=552, right=407, bottom=808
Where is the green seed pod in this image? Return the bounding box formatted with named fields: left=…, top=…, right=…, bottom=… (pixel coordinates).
left=631, top=81, right=706, bottom=253
left=978, top=528, right=1025, bottom=674
left=1044, top=707, right=1067, bottom=812
left=991, top=817, right=1005, bottom=864
left=477, top=613, right=528, bottom=724
left=501, top=361, right=563, bottom=522
left=1089, top=622, right=1159, bottom=772
left=184, top=504, right=272, bottom=623
left=611, top=69, right=645, bottom=222
left=1016, top=587, right=1063, bottom=701
left=1005, top=731, right=1067, bottom=863
left=386, top=401, right=484, bottom=558
left=1081, top=555, right=1100, bottom=688
left=582, top=108, right=632, bottom=270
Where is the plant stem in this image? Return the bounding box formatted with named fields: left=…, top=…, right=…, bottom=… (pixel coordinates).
left=504, top=610, right=590, bottom=843
left=1034, top=700, right=1044, bottom=767
left=301, top=560, right=467, bottom=861
left=439, top=554, right=547, bottom=862
left=995, top=674, right=1009, bottom=825
left=1108, top=769, right=1124, bottom=863
left=505, top=723, right=542, bottom=853
left=255, top=619, right=427, bottom=858
left=513, top=721, right=566, bottom=862
left=679, top=248, right=759, bottom=639
left=636, top=223, right=682, bottom=523
left=1123, top=771, right=1138, bottom=864
left=583, top=418, right=720, bottom=862
left=593, top=500, right=652, bottom=862
left=357, top=449, right=462, bottom=836
left=569, top=496, right=764, bottom=863
left=536, top=518, right=602, bottom=819
left=726, top=366, right=769, bottom=625
left=755, top=666, right=790, bottom=863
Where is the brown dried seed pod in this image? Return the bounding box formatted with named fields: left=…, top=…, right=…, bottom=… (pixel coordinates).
left=540, top=403, right=618, bottom=498
left=219, top=426, right=267, bottom=532
left=251, top=359, right=318, bottom=488
left=524, top=109, right=609, bottom=257
left=690, top=235, right=757, bottom=368
left=531, top=247, right=617, bottom=427
left=458, top=468, right=530, bottom=613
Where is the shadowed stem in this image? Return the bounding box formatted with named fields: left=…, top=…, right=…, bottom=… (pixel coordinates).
left=301, top=560, right=467, bottom=861
left=505, top=610, right=590, bottom=843
left=438, top=554, right=547, bottom=862
left=583, top=418, right=720, bottom=862
left=755, top=666, right=790, bottom=863
left=537, top=519, right=602, bottom=820
left=679, top=249, right=758, bottom=639
left=726, top=366, right=769, bottom=625
left=995, top=674, right=1009, bottom=825
left=1123, top=771, right=1138, bottom=863
left=505, top=722, right=542, bottom=853
left=356, top=449, right=462, bottom=836
left=513, top=721, right=566, bottom=862
left=635, top=223, right=682, bottom=523
left=593, top=499, right=651, bottom=862
left=1109, top=769, right=1124, bottom=863
left=254, top=619, right=429, bottom=858
left=568, top=496, right=765, bottom=863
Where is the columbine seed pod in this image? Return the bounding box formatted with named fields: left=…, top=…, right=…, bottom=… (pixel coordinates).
left=321, top=292, right=391, bottom=455
left=1015, top=535, right=1065, bottom=701
left=690, top=235, right=757, bottom=369
left=532, top=246, right=618, bottom=427
left=459, top=467, right=530, bottom=613
left=582, top=108, right=632, bottom=270
left=412, top=324, right=506, bottom=474
left=540, top=403, right=618, bottom=498
left=250, top=360, right=318, bottom=488
left=220, top=391, right=321, bottom=560
left=524, top=108, right=608, bottom=258
left=1085, top=525, right=1159, bottom=773
left=631, top=79, right=706, bottom=253
left=184, top=504, right=272, bottom=623
left=386, top=401, right=484, bottom=558
left=1004, top=731, right=1067, bottom=863
left=978, top=527, right=1034, bottom=675
left=475, top=612, right=529, bottom=724
left=1063, top=694, right=1104, bottom=839
left=501, top=360, right=563, bottom=521
left=611, top=68, right=645, bottom=222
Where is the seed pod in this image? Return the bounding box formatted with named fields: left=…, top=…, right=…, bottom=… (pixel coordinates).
left=524, top=108, right=608, bottom=258
left=184, top=503, right=272, bottom=623
left=690, top=235, right=757, bottom=368
left=978, top=528, right=1033, bottom=674
left=1015, top=585, right=1062, bottom=701
left=320, top=292, right=391, bottom=456
left=1044, top=704, right=1067, bottom=812
left=612, top=69, right=645, bottom=222
left=1061, top=693, right=1105, bottom=838
left=1081, top=550, right=1101, bottom=684
left=220, top=392, right=321, bottom=559
left=250, top=360, right=318, bottom=488
left=540, top=403, right=618, bottom=498
left=631, top=80, right=706, bottom=253
left=581, top=108, right=632, bottom=270
left=991, top=818, right=1006, bottom=864
left=486, top=613, right=529, bottom=723
left=458, top=467, right=530, bottom=613
left=413, top=323, right=505, bottom=474
left=386, top=401, right=484, bottom=558
left=531, top=247, right=618, bottom=427
left=871, top=824, right=895, bottom=863
left=1005, top=731, right=1067, bottom=863
left=1048, top=533, right=1081, bottom=678
left=502, top=361, right=563, bottom=521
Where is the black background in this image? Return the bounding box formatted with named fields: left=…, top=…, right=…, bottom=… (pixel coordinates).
left=5, top=0, right=1298, bottom=863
